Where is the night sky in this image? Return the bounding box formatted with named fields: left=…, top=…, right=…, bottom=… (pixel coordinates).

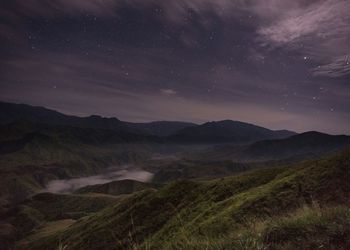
left=1, top=0, right=350, bottom=134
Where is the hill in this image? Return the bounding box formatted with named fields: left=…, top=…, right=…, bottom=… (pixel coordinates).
left=144, top=131, right=350, bottom=183
left=0, top=101, right=127, bottom=131
left=239, top=131, right=350, bottom=160
left=0, top=192, right=122, bottom=249
left=21, top=149, right=350, bottom=249
left=75, top=179, right=160, bottom=196
left=0, top=121, right=157, bottom=210
left=198, top=131, right=350, bottom=162
left=168, top=120, right=296, bottom=143
left=0, top=121, right=159, bottom=146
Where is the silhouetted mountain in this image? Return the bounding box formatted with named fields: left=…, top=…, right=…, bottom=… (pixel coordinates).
left=0, top=102, right=195, bottom=136
left=0, top=121, right=160, bottom=152
left=168, top=120, right=296, bottom=143
left=125, top=121, right=196, bottom=136
left=0, top=101, right=127, bottom=130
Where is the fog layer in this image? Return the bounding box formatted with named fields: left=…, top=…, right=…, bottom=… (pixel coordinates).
left=45, top=169, right=154, bottom=193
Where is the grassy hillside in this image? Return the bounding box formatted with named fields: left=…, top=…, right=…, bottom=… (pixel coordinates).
left=147, top=158, right=294, bottom=183
left=21, top=192, right=121, bottom=220
left=1, top=192, right=122, bottom=249
left=22, top=149, right=350, bottom=249
left=150, top=159, right=251, bottom=183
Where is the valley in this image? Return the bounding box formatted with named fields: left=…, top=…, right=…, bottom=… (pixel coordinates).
left=0, top=102, right=350, bottom=249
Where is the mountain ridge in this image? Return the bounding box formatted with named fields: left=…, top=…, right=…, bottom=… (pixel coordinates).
left=0, top=101, right=297, bottom=143
left=168, top=119, right=297, bottom=143
left=0, top=101, right=196, bottom=137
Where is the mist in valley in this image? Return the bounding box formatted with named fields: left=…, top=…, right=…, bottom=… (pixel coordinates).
left=45, top=167, right=154, bottom=193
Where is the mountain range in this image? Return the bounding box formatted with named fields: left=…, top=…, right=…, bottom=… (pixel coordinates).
left=0, top=101, right=194, bottom=137
left=0, top=101, right=295, bottom=144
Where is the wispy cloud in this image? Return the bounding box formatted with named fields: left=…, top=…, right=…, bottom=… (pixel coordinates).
left=160, top=89, right=177, bottom=96
left=312, top=54, right=350, bottom=78
left=257, top=0, right=350, bottom=78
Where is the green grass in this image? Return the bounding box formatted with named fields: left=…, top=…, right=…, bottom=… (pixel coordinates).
left=261, top=205, right=350, bottom=249
left=20, top=150, right=350, bottom=249
left=2, top=192, right=123, bottom=248
left=22, top=192, right=122, bottom=221
left=18, top=219, right=76, bottom=248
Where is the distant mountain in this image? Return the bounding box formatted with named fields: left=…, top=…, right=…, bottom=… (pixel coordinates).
left=125, top=121, right=196, bottom=136
left=0, top=101, right=127, bottom=131
left=0, top=102, right=195, bottom=136
left=0, top=121, right=161, bottom=154
left=199, top=131, right=350, bottom=162
left=168, top=120, right=296, bottom=143
left=239, top=131, right=350, bottom=161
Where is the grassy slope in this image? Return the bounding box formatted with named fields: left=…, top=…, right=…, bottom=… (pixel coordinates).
left=18, top=219, right=76, bottom=247
left=1, top=192, right=123, bottom=249
left=148, top=157, right=292, bottom=183
left=22, top=149, right=350, bottom=249
left=21, top=192, right=122, bottom=220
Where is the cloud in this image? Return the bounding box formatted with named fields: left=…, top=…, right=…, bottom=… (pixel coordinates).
left=257, top=0, right=350, bottom=77
left=312, top=54, right=350, bottom=78
left=8, top=0, right=302, bottom=22
left=160, top=89, right=177, bottom=96
left=258, top=0, right=350, bottom=45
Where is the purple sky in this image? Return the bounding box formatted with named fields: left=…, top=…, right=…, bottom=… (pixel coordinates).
left=1, top=0, right=350, bottom=133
